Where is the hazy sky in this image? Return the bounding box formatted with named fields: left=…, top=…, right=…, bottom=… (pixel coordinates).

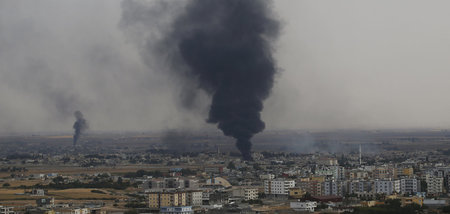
left=1, top=0, right=450, bottom=133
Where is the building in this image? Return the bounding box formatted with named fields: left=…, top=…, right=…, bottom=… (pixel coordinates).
left=185, top=190, right=203, bottom=207
left=0, top=206, right=15, bottom=214
left=447, top=174, right=450, bottom=193
left=289, top=187, right=304, bottom=199
left=31, top=189, right=45, bottom=196
left=373, top=167, right=395, bottom=179
left=149, top=191, right=187, bottom=209
left=298, top=181, right=322, bottom=197
left=207, top=190, right=230, bottom=204
left=71, top=208, right=89, bottom=214
left=423, top=199, right=446, bottom=208
left=259, top=174, right=275, bottom=180
left=400, top=196, right=423, bottom=207
left=400, top=178, right=418, bottom=194
left=205, top=177, right=231, bottom=188
left=290, top=201, right=317, bottom=212
left=374, top=180, right=400, bottom=195
left=142, top=178, right=199, bottom=190
left=244, top=188, right=258, bottom=200
left=396, top=167, right=414, bottom=178
left=348, top=170, right=369, bottom=180
left=317, top=157, right=338, bottom=166
left=204, top=166, right=223, bottom=174
left=264, top=179, right=295, bottom=195
left=160, top=206, right=193, bottom=214
left=36, top=198, right=55, bottom=208
left=346, top=180, right=372, bottom=194
left=232, top=187, right=258, bottom=200
left=323, top=180, right=344, bottom=196
left=426, top=175, right=443, bottom=195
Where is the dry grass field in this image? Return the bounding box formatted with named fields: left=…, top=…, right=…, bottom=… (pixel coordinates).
left=0, top=179, right=43, bottom=187
left=0, top=188, right=123, bottom=201
left=0, top=188, right=31, bottom=200
left=47, top=189, right=120, bottom=199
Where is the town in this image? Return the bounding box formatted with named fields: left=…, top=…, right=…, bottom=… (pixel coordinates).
left=1, top=132, right=450, bottom=213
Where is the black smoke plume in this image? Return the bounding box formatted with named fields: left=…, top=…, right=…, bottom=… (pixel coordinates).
left=122, top=0, right=280, bottom=160
left=73, top=111, right=88, bottom=146
left=166, top=0, right=279, bottom=160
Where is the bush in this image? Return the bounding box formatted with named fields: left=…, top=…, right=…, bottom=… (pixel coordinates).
left=2, top=183, right=10, bottom=187
left=91, top=189, right=106, bottom=194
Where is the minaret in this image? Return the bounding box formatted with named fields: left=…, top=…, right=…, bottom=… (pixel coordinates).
left=359, top=144, right=362, bottom=166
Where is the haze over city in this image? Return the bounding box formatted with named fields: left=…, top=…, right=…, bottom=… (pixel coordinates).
left=1, top=0, right=450, bottom=134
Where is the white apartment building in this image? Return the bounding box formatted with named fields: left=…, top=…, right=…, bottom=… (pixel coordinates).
left=264, top=179, right=295, bottom=195
left=374, top=180, right=400, bottom=195
left=290, top=201, right=317, bottom=212
left=400, top=178, right=418, bottom=194
left=426, top=175, right=444, bottom=195
left=0, top=206, right=15, bottom=214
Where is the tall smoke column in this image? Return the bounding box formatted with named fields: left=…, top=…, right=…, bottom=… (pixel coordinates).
left=72, top=111, right=88, bottom=146
left=160, top=0, right=280, bottom=160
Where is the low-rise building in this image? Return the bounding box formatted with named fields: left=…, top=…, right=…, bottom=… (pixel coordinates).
left=160, top=206, right=193, bottom=214
left=0, top=206, right=15, bottom=214
left=36, top=198, right=54, bottom=208
left=289, top=187, right=304, bottom=199
left=290, top=201, right=317, bottom=212
left=400, top=196, right=423, bottom=207
left=259, top=174, right=275, bottom=180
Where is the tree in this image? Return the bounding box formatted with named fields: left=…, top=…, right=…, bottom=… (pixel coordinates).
left=442, top=205, right=450, bottom=213
left=253, top=163, right=262, bottom=170
left=420, top=180, right=427, bottom=193
left=52, top=176, right=65, bottom=184
left=2, top=183, right=10, bottom=187
left=227, top=162, right=236, bottom=170
left=303, top=192, right=312, bottom=200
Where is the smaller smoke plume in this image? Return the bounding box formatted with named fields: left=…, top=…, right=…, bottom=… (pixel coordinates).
left=73, top=111, right=88, bottom=146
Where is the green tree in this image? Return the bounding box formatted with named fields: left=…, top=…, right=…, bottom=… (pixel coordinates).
left=227, top=162, right=236, bottom=170
left=420, top=180, right=427, bottom=192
